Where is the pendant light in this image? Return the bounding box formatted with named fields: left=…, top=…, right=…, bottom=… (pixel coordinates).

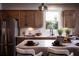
left=38, top=3, right=48, bottom=11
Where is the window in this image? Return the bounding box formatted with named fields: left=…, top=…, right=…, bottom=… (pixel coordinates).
left=43, top=10, right=63, bottom=36
left=45, top=10, right=62, bottom=29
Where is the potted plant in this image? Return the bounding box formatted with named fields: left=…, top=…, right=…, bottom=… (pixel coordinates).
left=57, top=29, right=63, bottom=36
left=65, top=28, right=71, bottom=36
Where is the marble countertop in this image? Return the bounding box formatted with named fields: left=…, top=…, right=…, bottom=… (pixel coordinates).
left=16, top=40, right=79, bottom=49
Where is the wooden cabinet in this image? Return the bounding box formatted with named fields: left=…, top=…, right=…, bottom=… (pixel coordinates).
left=34, top=11, right=43, bottom=28
left=19, top=10, right=43, bottom=28
left=25, top=11, right=35, bottom=27
left=19, top=10, right=26, bottom=28
left=16, top=37, right=25, bottom=45
left=2, top=10, right=20, bottom=19
left=1, top=10, right=43, bottom=28
left=63, top=10, right=76, bottom=28
left=20, top=10, right=35, bottom=28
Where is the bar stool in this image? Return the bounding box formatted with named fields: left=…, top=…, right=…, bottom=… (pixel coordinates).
left=16, top=48, right=43, bottom=56
left=47, top=48, right=74, bottom=56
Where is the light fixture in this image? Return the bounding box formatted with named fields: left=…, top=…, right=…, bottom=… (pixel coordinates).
left=38, top=3, right=48, bottom=11
left=27, top=27, right=34, bottom=35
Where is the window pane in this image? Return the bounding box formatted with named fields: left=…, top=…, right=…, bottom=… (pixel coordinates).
left=45, top=11, right=62, bottom=29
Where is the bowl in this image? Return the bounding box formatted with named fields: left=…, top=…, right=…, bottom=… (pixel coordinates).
left=75, top=43, right=79, bottom=46
left=35, top=33, right=41, bottom=36
left=25, top=41, right=39, bottom=46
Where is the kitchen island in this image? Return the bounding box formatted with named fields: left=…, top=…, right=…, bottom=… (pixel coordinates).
left=16, top=40, right=79, bottom=48
left=16, top=40, right=79, bottom=56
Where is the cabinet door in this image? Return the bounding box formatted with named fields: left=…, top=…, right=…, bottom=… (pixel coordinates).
left=20, top=10, right=26, bottom=28
left=25, top=11, right=35, bottom=28
left=63, top=10, right=75, bottom=28
left=20, top=10, right=35, bottom=28
left=20, top=10, right=43, bottom=28
left=34, top=11, right=43, bottom=28
left=16, top=38, right=25, bottom=45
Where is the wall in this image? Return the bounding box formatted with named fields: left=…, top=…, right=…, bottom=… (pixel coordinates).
left=2, top=3, right=79, bottom=36
left=2, top=3, right=40, bottom=10
left=2, top=3, right=79, bottom=10
left=47, top=4, right=79, bottom=10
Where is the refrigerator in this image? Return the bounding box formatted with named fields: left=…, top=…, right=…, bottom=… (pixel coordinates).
left=0, top=17, right=19, bottom=56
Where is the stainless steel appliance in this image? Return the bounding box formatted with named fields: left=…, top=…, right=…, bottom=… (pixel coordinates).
left=0, top=17, right=19, bottom=56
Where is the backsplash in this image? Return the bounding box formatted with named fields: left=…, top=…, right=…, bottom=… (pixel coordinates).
left=20, top=27, right=74, bottom=36
left=20, top=28, right=62, bottom=36
left=20, top=28, right=51, bottom=36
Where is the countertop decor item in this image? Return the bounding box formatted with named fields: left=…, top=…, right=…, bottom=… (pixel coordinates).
left=63, top=36, right=71, bottom=43
left=65, top=29, right=71, bottom=36
left=52, top=40, right=63, bottom=46
left=64, top=28, right=71, bottom=36
left=35, top=33, right=41, bottom=36
left=25, top=41, right=39, bottom=46
left=57, top=29, right=63, bottom=36
left=75, top=43, right=79, bottom=46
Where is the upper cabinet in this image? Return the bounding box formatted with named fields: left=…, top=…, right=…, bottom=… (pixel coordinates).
left=20, top=10, right=43, bottom=28
left=20, top=10, right=35, bottom=28
left=34, top=11, right=43, bottom=28
left=2, top=10, right=20, bottom=19
left=1, top=10, right=43, bottom=28
left=62, top=10, right=76, bottom=28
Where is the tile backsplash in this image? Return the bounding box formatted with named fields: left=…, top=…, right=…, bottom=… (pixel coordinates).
left=20, top=27, right=74, bottom=37
left=20, top=28, right=53, bottom=36
left=20, top=27, right=61, bottom=36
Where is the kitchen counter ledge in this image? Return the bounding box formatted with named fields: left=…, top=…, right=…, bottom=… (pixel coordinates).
left=16, top=36, right=57, bottom=39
